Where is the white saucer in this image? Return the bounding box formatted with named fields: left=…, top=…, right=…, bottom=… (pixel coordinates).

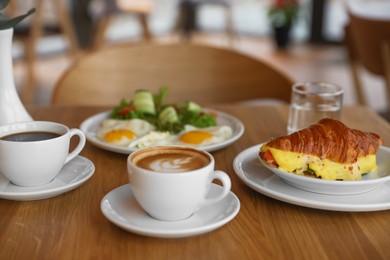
left=101, top=184, right=240, bottom=238
left=0, top=156, right=95, bottom=201
left=80, top=109, right=244, bottom=154
left=233, top=145, right=390, bottom=212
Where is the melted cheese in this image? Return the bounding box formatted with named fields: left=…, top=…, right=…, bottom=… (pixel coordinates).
left=261, top=145, right=377, bottom=180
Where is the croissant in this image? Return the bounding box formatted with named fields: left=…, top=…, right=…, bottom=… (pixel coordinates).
left=260, top=118, right=383, bottom=180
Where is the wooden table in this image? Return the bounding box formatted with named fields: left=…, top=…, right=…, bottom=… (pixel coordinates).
left=1, top=105, right=390, bottom=259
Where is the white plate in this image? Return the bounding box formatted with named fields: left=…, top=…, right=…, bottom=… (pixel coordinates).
left=0, top=156, right=95, bottom=201
left=259, top=144, right=390, bottom=195
left=233, top=145, right=390, bottom=212
left=100, top=184, right=240, bottom=238
left=80, top=109, right=244, bottom=154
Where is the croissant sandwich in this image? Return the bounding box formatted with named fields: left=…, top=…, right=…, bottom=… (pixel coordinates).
left=259, top=118, right=383, bottom=180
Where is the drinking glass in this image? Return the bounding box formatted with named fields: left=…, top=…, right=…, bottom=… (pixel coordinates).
left=287, top=82, right=344, bottom=134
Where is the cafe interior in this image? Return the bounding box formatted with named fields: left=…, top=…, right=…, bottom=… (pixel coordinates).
left=8, top=0, right=388, bottom=114
left=1, top=0, right=390, bottom=259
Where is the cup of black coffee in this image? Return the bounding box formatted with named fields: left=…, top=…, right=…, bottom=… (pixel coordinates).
left=0, top=121, right=86, bottom=186
left=128, top=146, right=231, bottom=221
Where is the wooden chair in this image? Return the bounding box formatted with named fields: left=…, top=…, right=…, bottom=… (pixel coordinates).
left=92, top=0, right=153, bottom=50
left=344, top=11, right=390, bottom=114
left=52, top=43, right=294, bottom=106
left=9, top=0, right=79, bottom=104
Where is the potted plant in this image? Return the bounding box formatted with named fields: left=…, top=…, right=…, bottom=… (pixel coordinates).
left=0, top=0, right=35, bottom=29
left=268, top=0, right=299, bottom=48
left=0, top=0, right=35, bottom=126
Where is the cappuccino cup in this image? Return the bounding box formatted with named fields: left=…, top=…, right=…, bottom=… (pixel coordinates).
left=128, top=146, right=231, bottom=221
left=0, top=121, right=86, bottom=186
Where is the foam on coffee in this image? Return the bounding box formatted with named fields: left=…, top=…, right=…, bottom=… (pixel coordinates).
left=132, top=147, right=210, bottom=173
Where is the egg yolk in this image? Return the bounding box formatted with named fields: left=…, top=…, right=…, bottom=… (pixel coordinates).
left=179, top=130, right=212, bottom=145
left=104, top=129, right=135, bottom=143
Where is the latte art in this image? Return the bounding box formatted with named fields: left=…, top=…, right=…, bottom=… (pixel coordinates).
left=149, top=156, right=200, bottom=172
left=133, top=148, right=210, bottom=173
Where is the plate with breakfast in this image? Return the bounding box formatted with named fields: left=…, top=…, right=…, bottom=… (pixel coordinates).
left=233, top=118, right=390, bottom=212
left=80, top=88, right=244, bottom=154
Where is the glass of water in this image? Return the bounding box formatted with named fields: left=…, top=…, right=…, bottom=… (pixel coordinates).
left=287, top=82, right=344, bottom=134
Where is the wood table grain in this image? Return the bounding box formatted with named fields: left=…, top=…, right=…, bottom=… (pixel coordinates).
left=1, top=105, right=390, bottom=259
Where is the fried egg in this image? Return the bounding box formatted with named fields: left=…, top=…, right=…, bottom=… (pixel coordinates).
left=96, top=119, right=155, bottom=146
left=97, top=119, right=233, bottom=148
left=128, top=131, right=174, bottom=148
left=176, top=125, right=233, bottom=146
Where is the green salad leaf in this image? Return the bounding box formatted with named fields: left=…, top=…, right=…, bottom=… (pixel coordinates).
left=153, top=87, right=169, bottom=111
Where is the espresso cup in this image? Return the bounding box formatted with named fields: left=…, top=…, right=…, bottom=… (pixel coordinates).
left=128, top=146, right=231, bottom=221
left=0, top=121, right=86, bottom=186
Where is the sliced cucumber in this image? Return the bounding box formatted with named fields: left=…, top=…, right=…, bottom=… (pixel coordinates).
left=133, top=90, right=156, bottom=115
left=187, top=101, right=201, bottom=112
left=159, top=106, right=178, bottom=123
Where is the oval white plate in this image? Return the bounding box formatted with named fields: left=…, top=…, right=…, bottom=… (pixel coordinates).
left=80, top=109, right=244, bottom=154
left=233, top=145, right=390, bottom=212
left=258, top=144, right=390, bottom=195
left=0, top=156, right=95, bottom=201
left=101, top=184, right=240, bottom=238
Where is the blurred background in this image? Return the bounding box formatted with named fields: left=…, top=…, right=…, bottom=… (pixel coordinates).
left=7, top=0, right=388, bottom=115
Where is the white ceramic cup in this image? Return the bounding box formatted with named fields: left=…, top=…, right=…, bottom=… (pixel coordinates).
left=127, top=146, right=231, bottom=221
left=287, top=82, right=344, bottom=134
left=0, top=121, right=86, bottom=186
